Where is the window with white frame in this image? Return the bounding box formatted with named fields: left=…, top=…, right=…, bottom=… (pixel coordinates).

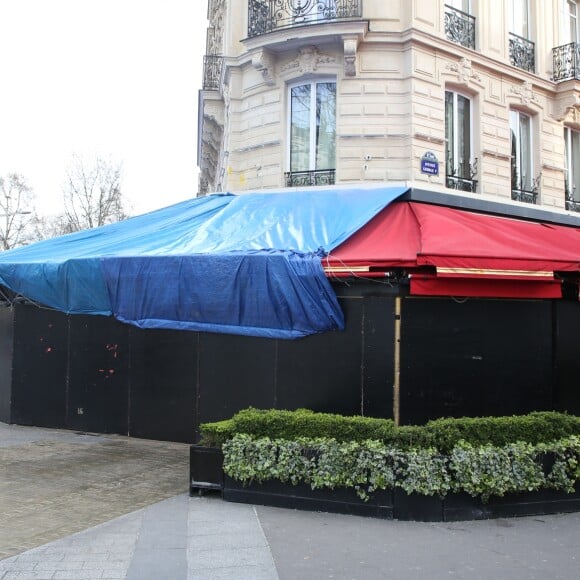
left=509, top=0, right=535, bottom=72
left=563, top=0, right=579, bottom=43
left=444, top=0, right=475, bottom=48
left=564, top=127, right=580, bottom=209
left=445, top=90, right=476, bottom=192
left=448, top=0, right=471, bottom=13
left=286, top=79, right=336, bottom=186
left=510, top=110, right=536, bottom=203
left=510, top=0, right=530, bottom=38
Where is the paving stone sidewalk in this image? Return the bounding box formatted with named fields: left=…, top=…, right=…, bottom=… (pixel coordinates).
left=0, top=495, right=278, bottom=580
left=0, top=422, right=189, bottom=560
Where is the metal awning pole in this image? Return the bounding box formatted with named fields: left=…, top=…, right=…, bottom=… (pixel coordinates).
left=393, top=296, right=401, bottom=427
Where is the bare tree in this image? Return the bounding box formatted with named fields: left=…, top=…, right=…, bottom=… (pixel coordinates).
left=62, top=154, right=127, bottom=232
left=0, top=173, right=36, bottom=250
left=30, top=212, right=75, bottom=241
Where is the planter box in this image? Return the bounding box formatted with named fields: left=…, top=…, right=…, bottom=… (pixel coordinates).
left=189, top=445, right=224, bottom=495
left=221, top=475, right=580, bottom=521
left=223, top=476, right=394, bottom=519
left=443, top=487, right=580, bottom=521
left=393, top=488, right=444, bottom=522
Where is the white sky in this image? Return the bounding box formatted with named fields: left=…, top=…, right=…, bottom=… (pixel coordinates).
left=0, top=1, right=208, bottom=217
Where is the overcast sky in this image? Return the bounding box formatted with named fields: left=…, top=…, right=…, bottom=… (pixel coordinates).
left=0, top=1, right=208, bottom=217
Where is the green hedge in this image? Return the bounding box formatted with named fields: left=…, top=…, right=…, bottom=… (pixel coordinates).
left=222, top=433, right=580, bottom=501
left=200, top=408, right=580, bottom=452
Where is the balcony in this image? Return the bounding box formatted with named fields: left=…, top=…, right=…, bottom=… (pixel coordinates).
left=553, top=42, right=580, bottom=82
left=446, top=175, right=478, bottom=193
left=248, top=0, right=363, bottom=38
left=285, top=169, right=335, bottom=187
left=509, top=32, right=535, bottom=73
left=511, top=188, right=537, bottom=204
left=566, top=189, right=580, bottom=212
left=444, top=5, right=475, bottom=50
left=203, top=55, right=224, bottom=91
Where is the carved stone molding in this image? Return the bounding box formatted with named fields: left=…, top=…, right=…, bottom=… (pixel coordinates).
left=510, top=80, right=538, bottom=106
left=280, top=46, right=336, bottom=74
left=252, top=49, right=276, bottom=86
left=343, top=37, right=358, bottom=77
left=560, top=103, right=580, bottom=127
left=445, top=58, right=482, bottom=85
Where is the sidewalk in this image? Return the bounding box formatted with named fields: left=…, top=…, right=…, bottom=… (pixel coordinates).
left=1, top=422, right=580, bottom=580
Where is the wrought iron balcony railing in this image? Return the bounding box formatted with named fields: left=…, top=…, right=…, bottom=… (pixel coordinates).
left=248, top=0, right=363, bottom=38
left=511, top=188, right=537, bottom=204
left=444, top=5, right=475, bottom=50
left=553, top=42, right=580, bottom=82
left=285, top=169, right=336, bottom=187
left=446, top=175, right=478, bottom=193
left=509, top=32, right=535, bottom=73
left=565, top=189, right=580, bottom=211
left=203, top=55, right=224, bottom=91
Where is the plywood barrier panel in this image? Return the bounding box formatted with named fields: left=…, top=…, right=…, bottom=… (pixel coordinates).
left=553, top=301, right=580, bottom=415
left=67, top=315, right=129, bottom=435
left=198, top=333, right=276, bottom=424
left=276, top=297, right=364, bottom=415
left=129, top=327, right=197, bottom=443
left=362, top=296, right=396, bottom=419
left=400, top=298, right=553, bottom=424
left=0, top=307, right=14, bottom=422
left=12, top=304, right=68, bottom=428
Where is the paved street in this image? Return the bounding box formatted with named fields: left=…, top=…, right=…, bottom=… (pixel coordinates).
left=1, top=422, right=580, bottom=579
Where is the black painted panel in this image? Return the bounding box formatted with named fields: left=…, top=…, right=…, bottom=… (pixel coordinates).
left=198, top=333, right=276, bottom=424
left=554, top=301, right=580, bottom=414
left=0, top=307, right=14, bottom=422
left=400, top=298, right=553, bottom=424
left=12, top=304, right=68, bottom=428
left=276, top=297, right=364, bottom=415
left=67, top=315, right=129, bottom=434
left=362, top=296, right=395, bottom=419
left=129, top=328, right=197, bottom=443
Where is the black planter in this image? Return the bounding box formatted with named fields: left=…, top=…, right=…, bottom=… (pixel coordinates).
left=221, top=475, right=580, bottom=521
left=393, top=488, right=444, bottom=522
left=443, top=486, right=580, bottom=521
left=223, top=476, right=394, bottom=519
left=189, top=445, right=224, bottom=495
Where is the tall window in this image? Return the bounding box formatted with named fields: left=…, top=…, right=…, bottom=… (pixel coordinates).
left=445, top=91, right=476, bottom=192
left=510, top=111, right=535, bottom=203
left=510, top=0, right=530, bottom=38
left=448, top=0, right=470, bottom=12
left=287, top=80, right=336, bottom=186
left=444, top=0, right=475, bottom=49
left=565, top=127, right=580, bottom=210
left=509, top=0, right=535, bottom=71
left=564, top=0, right=579, bottom=43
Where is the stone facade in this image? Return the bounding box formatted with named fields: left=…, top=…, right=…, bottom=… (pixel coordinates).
left=198, top=0, right=580, bottom=212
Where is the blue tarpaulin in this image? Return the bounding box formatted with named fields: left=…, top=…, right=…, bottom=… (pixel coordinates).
left=0, top=186, right=407, bottom=338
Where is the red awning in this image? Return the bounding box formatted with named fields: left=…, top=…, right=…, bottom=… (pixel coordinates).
left=324, top=201, right=580, bottom=298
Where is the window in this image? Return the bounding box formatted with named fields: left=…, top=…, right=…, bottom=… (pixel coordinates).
left=286, top=80, right=336, bottom=186
left=510, top=0, right=530, bottom=38
left=445, top=91, right=476, bottom=192
left=510, top=111, right=536, bottom=203
left=448, top=0, right=470, bottom=12
left=444, top=0, right=475, bottom=49
left=564, top=0, right=579, bottom=43
left=565, top=127, right=580, bottom=210
left=509, top=0, right=535, bottom=71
